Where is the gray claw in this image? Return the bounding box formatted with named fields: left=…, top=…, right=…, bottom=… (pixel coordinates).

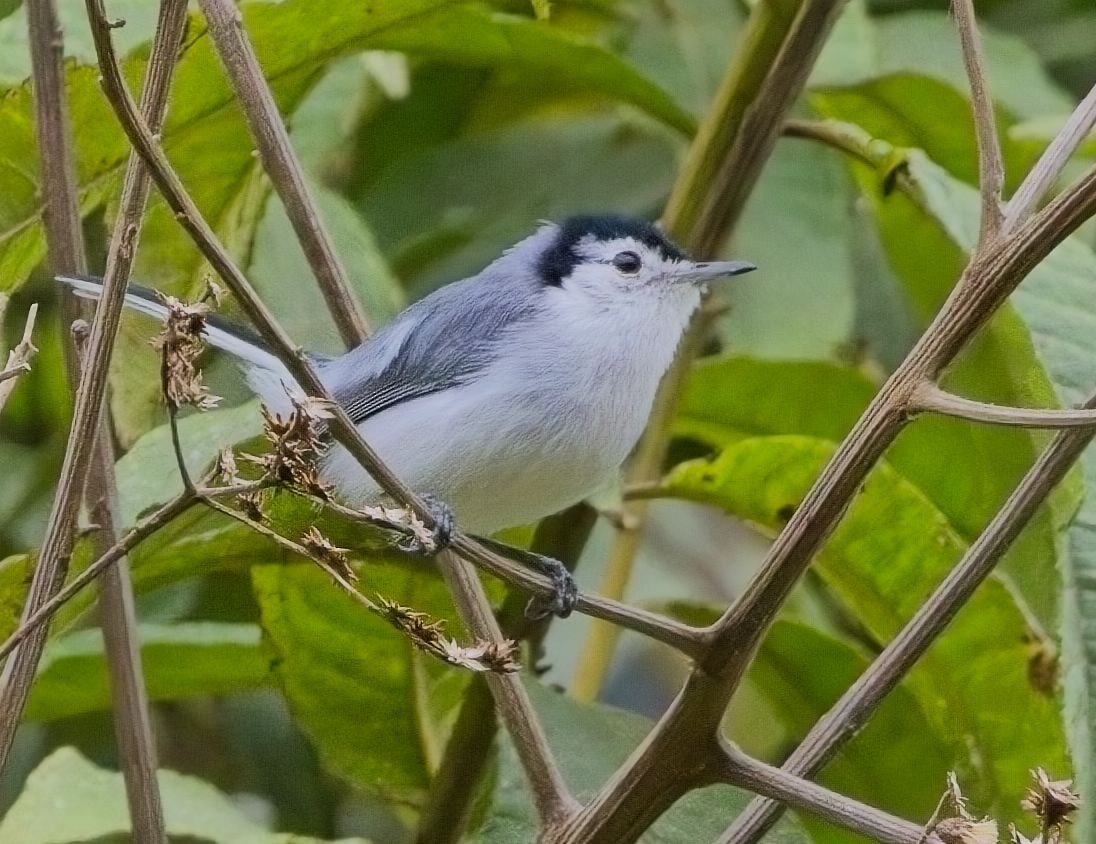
left=398, top=493, right=454, bottom=556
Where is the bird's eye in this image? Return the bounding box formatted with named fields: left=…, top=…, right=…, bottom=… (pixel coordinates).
left=612, top=251, right=641, bottom=274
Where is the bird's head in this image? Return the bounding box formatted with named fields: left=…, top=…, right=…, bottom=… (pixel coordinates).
left=534, top=214, right=755, bottom=301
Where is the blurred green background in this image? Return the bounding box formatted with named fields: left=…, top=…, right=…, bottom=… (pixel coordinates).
left=1, top=0, right=1095, bottom=842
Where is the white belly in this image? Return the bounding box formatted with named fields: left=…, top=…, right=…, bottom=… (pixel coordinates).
left=320, top=375, right=633, bottom=533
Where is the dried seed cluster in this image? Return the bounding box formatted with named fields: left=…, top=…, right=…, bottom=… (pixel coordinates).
left=153, top=293, right=220, bottom=411
left=377, top=597, right=520, bottom=673
left=246, top=393, right=334, bottom=498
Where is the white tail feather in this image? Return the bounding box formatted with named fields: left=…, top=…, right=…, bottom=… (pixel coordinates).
left=58, top=275, right=297, bottom=405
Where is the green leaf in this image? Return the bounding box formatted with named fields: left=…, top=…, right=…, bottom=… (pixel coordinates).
left=252, top=558, right=472, bottom=801
left=471, top=679, right=810, bottom=843
left=662, top=435, right=1071, bottom=825
left=25, top=622, right=270, bottom=722
left=725, top=137, right=858, bottom=359
left=250, top=185, right=405, bottom=355
left=676, top=357, right=877, bottom=448
left=359, top=114, right=679, bottom=292
left=815, top=141, right=1068, bottom=631
left=0, top=747, right=369, bottom=843
left=813, top=73, right=1037, bottom=192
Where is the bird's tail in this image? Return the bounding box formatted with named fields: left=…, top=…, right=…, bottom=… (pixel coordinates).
left=58, top=275, right=294, bottom=392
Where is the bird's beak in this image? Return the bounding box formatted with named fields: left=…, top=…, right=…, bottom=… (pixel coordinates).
left=671, top=259, right=757, bottom=286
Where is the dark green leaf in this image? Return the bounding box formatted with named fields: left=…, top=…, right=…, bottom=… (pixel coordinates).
left=25, top=622, right=270, bottom=722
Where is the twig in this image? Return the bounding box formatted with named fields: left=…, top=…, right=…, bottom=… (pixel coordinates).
left=717, top=390, right=1096, bottom=844
left=913, top=381, right=1096, bottom=427
left=451, top=536, right=704, bottom=658
left=197, top=0, right=369, bottom=347
left=438, top=550, right=579, bottom=829
left=1003, top=82, right=1096, bottom=232
left=0, top=304, right=39, bottom=413
left=415, top=506, right=596, bottom=844
left=952, top=0, right=1004, bottom=245
left=0, top=11, right=170, bottom=835
left=715, top=742, right=944, bottom=844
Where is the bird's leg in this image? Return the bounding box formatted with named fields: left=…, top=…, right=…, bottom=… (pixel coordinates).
left=471, top=535, right=578, bottom=620
left=397, top=493, right=454, bottom=555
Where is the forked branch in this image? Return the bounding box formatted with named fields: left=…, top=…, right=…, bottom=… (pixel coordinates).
left=913, top=381, right=1096, bottom=428
left=721, top=390, right=1096, bottom=842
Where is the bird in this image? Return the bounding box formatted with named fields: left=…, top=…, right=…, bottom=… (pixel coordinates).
left=61, top=214, right=755, bottom=616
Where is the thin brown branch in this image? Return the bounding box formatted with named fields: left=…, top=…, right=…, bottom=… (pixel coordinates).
left=952, top=0, right=1004, bottom=245
left=438, top=550, right=578, bottom=829
left=0, top=11, right=171, bottom=834
left=451, top=535, right=705, bottom=658
left=0, top=304, right=39, bottom=413
left=715, top=742, right=945, bottom=844
left=415, top=506, right=596, bottom=844
left=913, top=381, right=1096, bottom=427
left=196, top=0, right=369, bottom=347
left=718, top=391, right=1096, bottom=844
left=86, top=15, right=579, bottom=827
left=1003, top=82, right=1096, bottom=232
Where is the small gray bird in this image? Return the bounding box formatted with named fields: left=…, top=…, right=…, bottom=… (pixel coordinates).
left=63, top=214, right=754, bottom=616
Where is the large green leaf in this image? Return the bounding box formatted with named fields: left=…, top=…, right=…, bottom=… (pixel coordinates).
left=676, top=357, right=877, bottom=448
left=661, top=435, right=1070, bottom=825
left=359, top=113, right=679, bottom=293
left=0, top=747, right=369, bottom=844
left=724, top=137, right=858, bottom=360
left=25, top=622, right=270, bottom=722
left=471, top=678, right=809, bottom=843
left=252, top=558, right=472, bottom=802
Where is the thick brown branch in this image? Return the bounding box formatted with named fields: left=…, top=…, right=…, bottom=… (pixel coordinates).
left=913, top=381, right=1096, bottom=428
left=721, top=396, right=1096, bottom=840
left=197, top=0, right=369, bottom=346
left=952, top=0, right=1004, bottom=245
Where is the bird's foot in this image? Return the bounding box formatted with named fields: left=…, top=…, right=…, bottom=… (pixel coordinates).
left=397, top=493, right=454, bottom=556
left=522, top=551, right=578, bottom=620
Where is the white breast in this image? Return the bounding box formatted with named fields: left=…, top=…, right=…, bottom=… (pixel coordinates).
left=319, top=285, right=700, bottom=533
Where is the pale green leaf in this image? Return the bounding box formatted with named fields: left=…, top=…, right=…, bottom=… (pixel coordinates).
left=0, top=747, right=369, bottom=844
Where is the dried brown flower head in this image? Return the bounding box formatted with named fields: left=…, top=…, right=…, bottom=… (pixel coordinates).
left=236, top=489, right=264, bottom=523
left=376, top=597, right=520, bottom=673
left=153, top=293, right=220, bottom=411
left=934, top=817, right=998, bottom=844
left=1022, top=768, right=1079, bottom=837
left=245, top=393, right=334, bottom=497
left=301, top=525, right=355, bottom=583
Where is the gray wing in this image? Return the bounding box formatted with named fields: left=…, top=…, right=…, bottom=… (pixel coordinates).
left=319, top=273, right=540, bottom=424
